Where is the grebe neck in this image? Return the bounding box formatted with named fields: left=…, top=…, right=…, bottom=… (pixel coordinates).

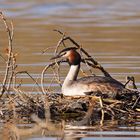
left=64, top=64, right=80, bottom=83
left=62, top=64, right=80, bottom=95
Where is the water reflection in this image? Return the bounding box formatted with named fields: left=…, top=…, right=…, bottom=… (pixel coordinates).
left=1, top=118, right=140, bottom=140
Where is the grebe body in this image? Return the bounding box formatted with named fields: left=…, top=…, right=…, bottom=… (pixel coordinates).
left=51, top=47, right=125, bottom=98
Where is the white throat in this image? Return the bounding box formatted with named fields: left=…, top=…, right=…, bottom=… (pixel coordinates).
left=62, top=64, right=80, bottom=87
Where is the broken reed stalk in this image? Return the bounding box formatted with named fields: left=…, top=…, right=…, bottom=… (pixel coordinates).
left=54, top=31, right=66, bottom=54
left=0, top=12, right=14, bottom=98
left=7, top=53, right=17, bottom=93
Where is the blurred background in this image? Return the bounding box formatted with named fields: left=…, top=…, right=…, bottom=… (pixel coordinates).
left=0, top=0, right=140, bottom=92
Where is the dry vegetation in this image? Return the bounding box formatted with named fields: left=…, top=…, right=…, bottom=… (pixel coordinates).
left=0, top=12, right=140, bottom=139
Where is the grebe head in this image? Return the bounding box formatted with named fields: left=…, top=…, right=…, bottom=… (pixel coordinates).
left=51, top=47, right=81, bottom=65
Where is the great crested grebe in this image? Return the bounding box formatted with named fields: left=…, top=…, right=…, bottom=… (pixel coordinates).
left=51, top=47, right=125, bottom=98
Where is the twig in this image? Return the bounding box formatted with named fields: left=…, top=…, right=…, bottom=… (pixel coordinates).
left=7, top=53, right=17, bottom=92
left=0, top=12, right=13, bottom=98
left=41, top=60, right=66, bottom=94
left=52, top=66, right=62, bottom=87
left=132, top=95, right=140, bottom=109
left=14, top=71, right=43, bottom=93
left=79, top=47, right=93, bottom=75
left=42, top=46, right=56, bottom=54
left=45, top=76, right=55, bottom=93
left=81, top=59, right=111, bottom=77
left=54, top=31, right=66, bottom=54
left=98, top=97, right=104, bottom=126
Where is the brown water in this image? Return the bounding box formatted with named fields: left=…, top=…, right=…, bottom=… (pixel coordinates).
left=0, top=0, right=140, bottom=139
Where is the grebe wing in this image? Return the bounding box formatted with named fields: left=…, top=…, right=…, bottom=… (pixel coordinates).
left=76, top=75, right=124, bottom=87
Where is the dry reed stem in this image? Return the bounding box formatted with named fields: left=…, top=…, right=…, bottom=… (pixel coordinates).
left=41, top=60, right=66, bottom=94
left=14, top=71, right=43, bottom=93
left=7, top=53, right=17, bottom=92
left=54, top=30, right=66, bottom=54
left=42, top=46, right=57, bottom=54
left=0, top=12, right=14, bottom=98
left=79, top=48, right=94, bottom=75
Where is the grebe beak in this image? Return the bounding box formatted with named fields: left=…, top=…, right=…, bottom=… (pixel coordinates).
left=50, top=53, right=63, bottom=60
left=50, top=47, right=78, bottom=60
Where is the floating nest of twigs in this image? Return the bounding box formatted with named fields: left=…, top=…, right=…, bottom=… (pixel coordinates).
left=0, top=90, right=140, bottom=125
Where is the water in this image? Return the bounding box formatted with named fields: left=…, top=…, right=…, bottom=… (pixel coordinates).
left=0, top=0, right=140, bottom=139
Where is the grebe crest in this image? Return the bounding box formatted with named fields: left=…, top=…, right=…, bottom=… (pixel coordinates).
left=51, top=47, right=81, bottom=65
